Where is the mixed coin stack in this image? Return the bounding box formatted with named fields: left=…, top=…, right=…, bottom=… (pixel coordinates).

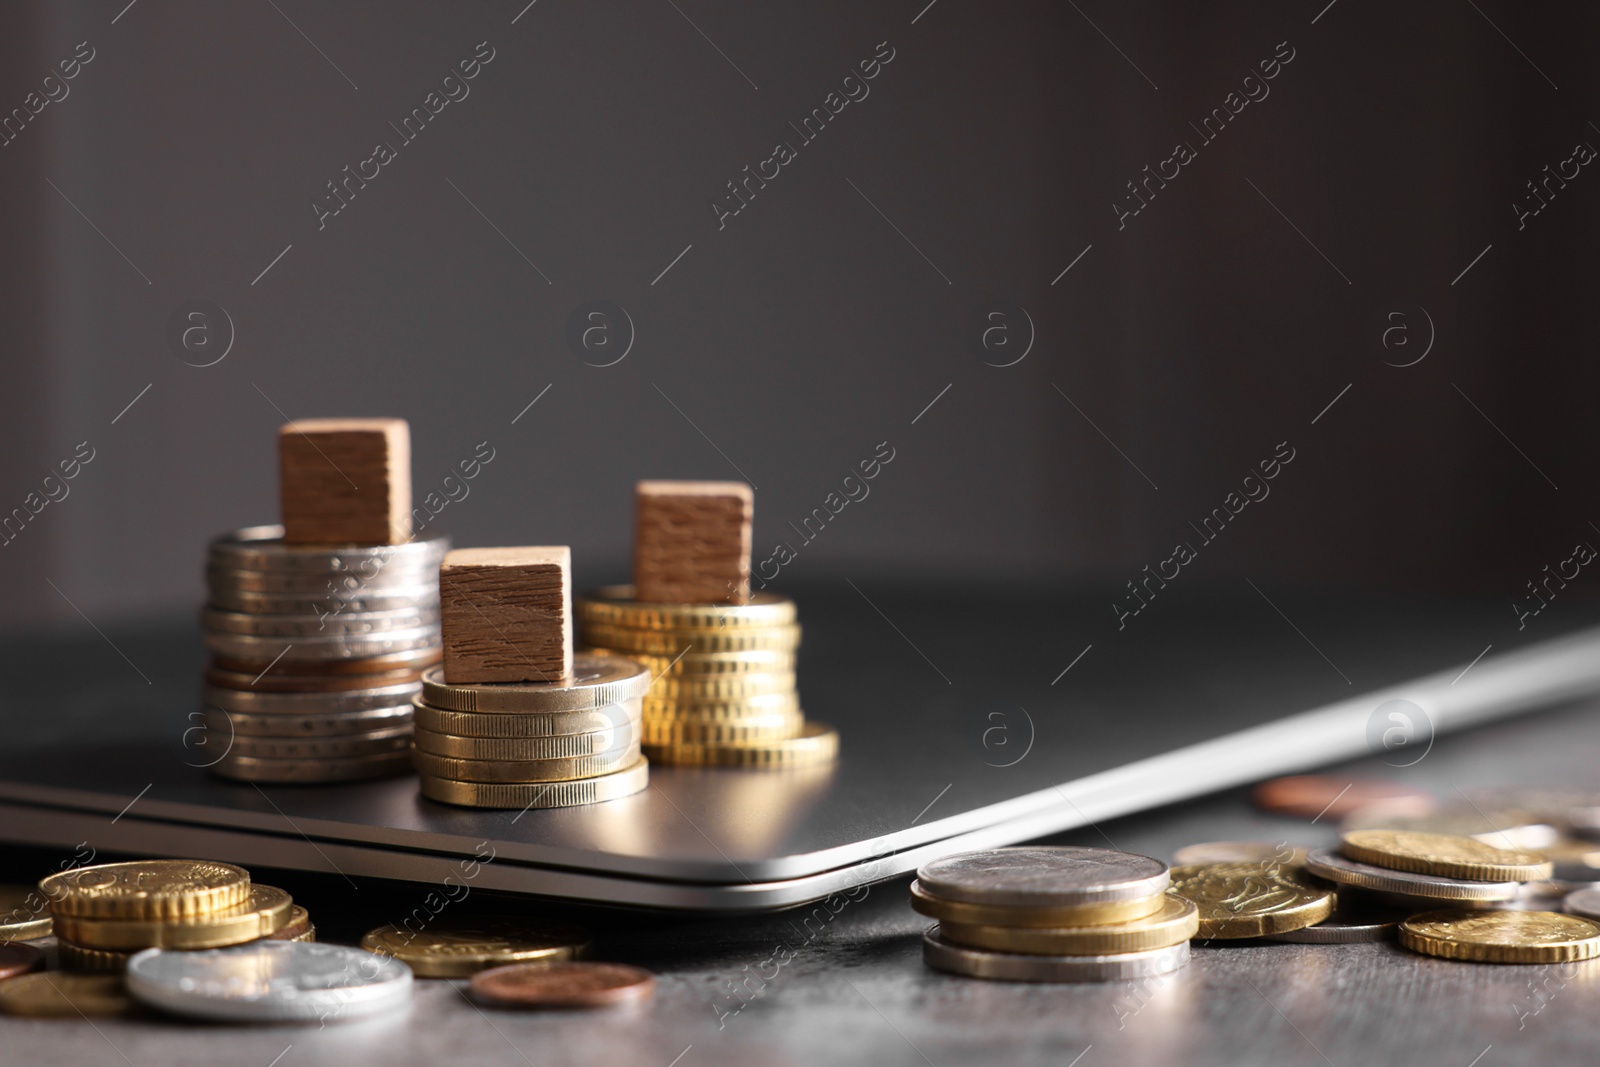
left=577, top=586, right=838, bottom=768
left=201, top=526, right=448, bottom=783
left=913, top=847, right=1198, bottom=982
left=411, top=652, right=654, bottom=808
left=40, top=860, right=312, bottom=975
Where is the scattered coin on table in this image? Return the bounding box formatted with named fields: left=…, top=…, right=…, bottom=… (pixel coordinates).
left=361, top=919, right=593, bottom=978
left=0, top=973, right=133, bottom=1017
left=1340, top=829, right=1553, bottom=882
left=1398, top=910, right=1600, bottom=964
left=470, top=962, right=656, bottom=1009
left=1252, top=776, right=1434, bottom=821
left=126, top=941, right=412, bottom=1022
left=0, top=943, right=44, bottom=980
left=1168, top=862, right=1334, bottom=938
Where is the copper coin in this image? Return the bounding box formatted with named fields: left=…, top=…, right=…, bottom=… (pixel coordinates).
left=206, top=665, right=426, bottom=692
left=470, top=962, right=655, bottom=1009
left=1252, top=776, right=1434, bottom=821
left=0, top=943, right=43, bottom=980
left=211, top=648, right=441, bottom=676
left=264, top=905, right=313, bottom=941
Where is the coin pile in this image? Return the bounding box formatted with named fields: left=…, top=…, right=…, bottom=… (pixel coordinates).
left=202, top=525, right=448, bottom=783
left=913, top=847, right=1196, bottom=982
left=412, top=652, right=653, bottom=808
left=40, top=860, right=312, bottom=974
left=577, top=586, right=838, bottom=768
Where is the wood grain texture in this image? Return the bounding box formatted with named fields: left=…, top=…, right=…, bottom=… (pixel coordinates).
left=439, top=546, right=572, bottom=684
left=634, top=480, right=753, bottom=605
left=278, top=418, right=411, bottom=545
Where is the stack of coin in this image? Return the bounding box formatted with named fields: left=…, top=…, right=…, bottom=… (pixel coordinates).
left=912, top=847, right=1196, bottom=982
left=202, top=526, right=448, bottom=783
left=412, top=652, right=653, bottom=809
left=1306, top=830, right=1554, bottom=924
left=40, top=860, right=310, bottom=974
left=577, top=586, right=837, bottom=768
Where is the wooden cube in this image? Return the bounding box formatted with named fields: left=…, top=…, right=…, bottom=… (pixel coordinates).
left=279, top=418, right=411, bottom=545
left=634, top=480, right=753, bottom=604
left=440, top=547, right=573, bottom=684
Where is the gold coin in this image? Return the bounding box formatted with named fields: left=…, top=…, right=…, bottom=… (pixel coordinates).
left=57, top=939, right=134, bottom=973
left=642, top=690, right=801, bottom=721
left=41, top=860, right=250, bottom=921
left=1341, top=830, right=1553, bottom=882
left=577, top=587, right=797, bottom=630
left=581, top=622, right=800, bottom=656
left=411, top=744, right=641, bottom=783
left=641, top=710, right=803, bottom=746
left=413, top=696, right=642, bottom=738
left=265, top=905, right=314, bottom=942
left=414, top=726, right=635, bottom=761
left=361, top=919, right=592, bottom=978
left=1168, top=863, right=1335, bottom=938
left=419, top=756, right=649, bottom=809
left=1399, top=909, right=1600, bottom=963
left=909, top=881, right=1166, bottom=928
left=0, top=973, right=132, bottom=1017
left=939, top=894, right=1199, bottom=956
left=645, top=670, right=796, bottom=702
left=644, top=722, right=839, bottom=768
left=0, top=885, right=52, bottom=942
left=54, top=884, right=293, bottom=951
left=585, top=647, right=795, bottom=676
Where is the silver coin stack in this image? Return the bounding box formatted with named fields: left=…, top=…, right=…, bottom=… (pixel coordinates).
left=200, top=525, right=449, bottom=783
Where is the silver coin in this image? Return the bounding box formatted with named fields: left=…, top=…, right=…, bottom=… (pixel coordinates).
left=204, top=625, right=440, bottom=662
left=1563, top=886, right=1600, bottom=920
left=225, top=726, right=413, bottom=760
left=209, top=526, right=448, bottom=574
left=202, top=705, right=414, bottom=738
left=413, top=723, right=636, bottom=760
left=203, top=683, right=421, bottom=715
left=921, top=925, right=1189, bottom=982
left=202, top=606, right=439, bottom=637
left=1264, top=910, right=1404, bottom=943
left=420, top=654, right=652, bottom=714
left=917, top=848, right=1170, bottom=908
left=413, top=695, right=642, bottom=738
left=209, top=585, right=440, bottom=616
left=209, top=749, right=413, bottom=783
left=126, top=941, right=411, bottom=1022
left=1172, top=841, right=1304, bottom=867
left=207, top=565, right=440, bottom=595
left=1304, top=847, right=1520, bottom=901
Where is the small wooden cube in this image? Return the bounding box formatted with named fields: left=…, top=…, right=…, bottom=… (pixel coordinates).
left=634, top=480, right=753, bottom=605
left=279, top=418, right=411, bottom=545
left=440, top=547, right=573, bottom=684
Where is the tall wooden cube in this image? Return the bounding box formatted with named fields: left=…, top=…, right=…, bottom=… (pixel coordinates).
left=440, top=547, right=573, bottom=684
left=279, top=418, right=411, bottom=545
left=634, top=480, right=753, bottom=605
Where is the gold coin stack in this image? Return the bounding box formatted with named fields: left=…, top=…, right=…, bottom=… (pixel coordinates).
left=201, top=526, right=447, bottom=783
left=40, top=860, right=312, bottom=973
left=577, top=586, right=838, bottom=768
left=412, top=652, right=654, bottom=808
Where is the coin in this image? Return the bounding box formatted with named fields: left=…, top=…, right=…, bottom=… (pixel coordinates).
left=209, top=585, right=439, bottom=616
left=909, top=880, right=1166, bottom=928
left=413, top=698, right=642, bottom=739
left=577, top=586, right=796, bottom=630
left=918, top=848, right=1170, bottom=909
left=1304, top=847, right=1519, bottom=901
left=361, top=919, right=592, bottom=978
left=42, top=860, right=250, bottom=921
left=202, top=605, right=439, bottom=637
left=1172, top=842, right=1307, bottom=867
left=208, top=526, right=449, bottom=573
left=58, top=940, right=135, bottom=973
left=940, top=894, right=1198, bottom=956
left=206, top=564, right=441, bottom=595
left=204, top=624, right=440, bottom=662
left=581, top=621, right=801, bottom=656
left=1341, top=830, right=1553, bottom=882
left=1533, top=837, right=1600, bottom=881
left=421, top=655, right=651, bottom=714
left=1168, top=863, right=1335, bottom=938
left=1564, top=886, right=1600, bottom=920
left=643, top=722, right=839, bottom=768
left=586, top=647, right=795, bottom=676
left=265, top=905, right=314, bottom=942
left=639, top=711, right=804, bottom=746
left=411, top=744, right=641, bottom=783
left=1252, top=776, right=1434, bottom=821
left=215, top=649, right=443, bottom=676
left=203, top=704, right=414, bottom=738
left=0, top=973, right=132, bottom=1017
left=210, top=749, right=413, bottom=783
left=126, top=941, right=413, bottom=1022
left=413, top=726, right=635, bottom=761
left=420, top=757, right=650, bottom=809
left=641, top=690, right=802, bottom=721
left=0, top=943, right=43, bottom=979
left=206, top=665, right=426, bottom=692
left=55, top=885, right=294, bottom=951
left=645, top=670, right=796, bottom=702
left=922, top=926, right=1190, bottom=982
left=204, top=682, right=422, bottom=715
left=1399, top=909, right=1600, bottom=963
left=0, top=885, right=51, bottom=942
left=226, top=727, right=413, bottom=760
left=471, top=961, right=656, bottom=1008
left=1263, top=901, right=1408, bottom=943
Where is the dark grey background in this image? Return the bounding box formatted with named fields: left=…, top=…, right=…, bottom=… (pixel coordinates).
left=2, top=0, right=1597, bottom=627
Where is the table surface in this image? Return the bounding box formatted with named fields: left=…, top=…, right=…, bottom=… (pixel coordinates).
left=5, top=681, right=1600, bottom=1065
